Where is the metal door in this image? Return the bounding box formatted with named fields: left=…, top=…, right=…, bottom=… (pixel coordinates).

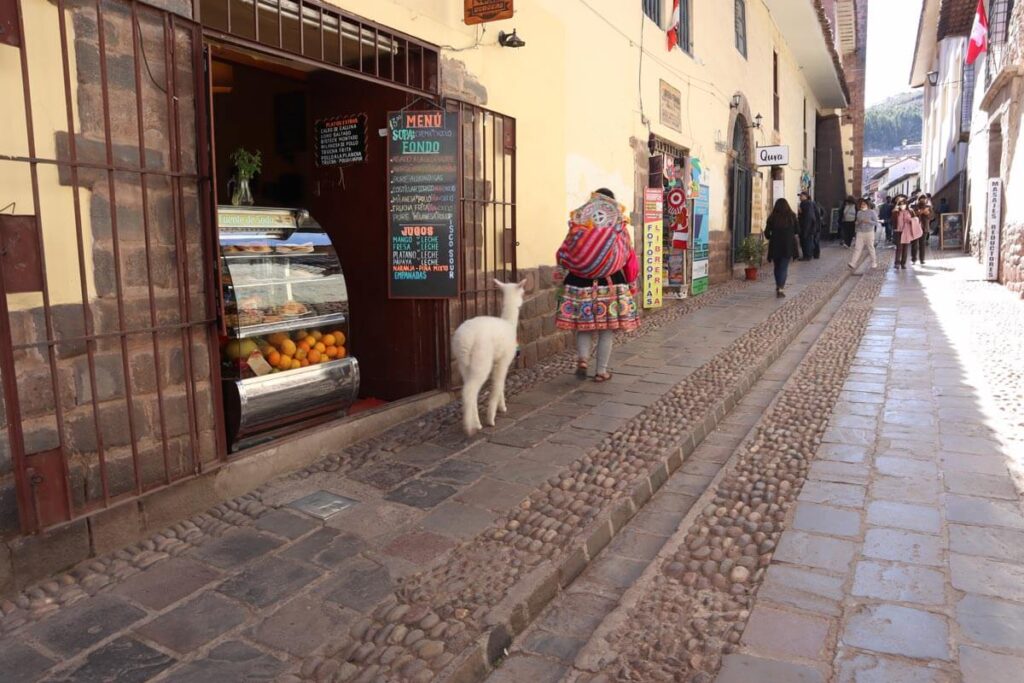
left=0, top=0, right=221, bottom=533
left=731, top=163, right=753, bottom=259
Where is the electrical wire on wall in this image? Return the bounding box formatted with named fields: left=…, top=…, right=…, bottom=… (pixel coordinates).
left=638, top=3, right=650, bottom=130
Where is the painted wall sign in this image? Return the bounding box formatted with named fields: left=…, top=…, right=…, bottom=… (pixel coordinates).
left=985, top=178, right=1002, bottom=281
left=643, top=188, right=664, bottom=309
left=315, top=114, right=367, bottom=167
left=659, top=80, right=682, bottom=132
left=691, top=184, right=710, bottom=295
left=755, top=145, right=790, bottom=167
left=464, top=0, right=513, bottom=25
left=387, top=111, right=460, bottom=299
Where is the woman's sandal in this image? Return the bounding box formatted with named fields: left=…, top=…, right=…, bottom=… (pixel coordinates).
left=593, top=372, right=612, bottom=383
left=575, top=360, right=589, bottom=378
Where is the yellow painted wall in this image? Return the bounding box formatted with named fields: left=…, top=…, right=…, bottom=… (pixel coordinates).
left=330, top=0, right=831, bottom=266
left=0, top=0, right=93, bottom=311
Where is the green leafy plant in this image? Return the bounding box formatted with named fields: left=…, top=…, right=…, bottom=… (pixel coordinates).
left=230, top=148, right=262, bottom=180
left=738, top=235, right=766, bottom=268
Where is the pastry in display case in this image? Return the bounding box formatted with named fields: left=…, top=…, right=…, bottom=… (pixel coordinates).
left=217, top=206, right=359, bottom=451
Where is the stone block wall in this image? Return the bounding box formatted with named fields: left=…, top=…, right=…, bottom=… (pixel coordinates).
left=514, top=266, right=573, bottom=369
left=0, top=0, right=217, bottom=539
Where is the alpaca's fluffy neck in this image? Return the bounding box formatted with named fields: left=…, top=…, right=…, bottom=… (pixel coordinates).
left=500, top=298, right=520, bottom=328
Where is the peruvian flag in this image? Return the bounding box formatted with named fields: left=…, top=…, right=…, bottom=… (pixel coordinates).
left=966, top=0, right=988, bottom=65
left=667, top=0, right=681, bottom=50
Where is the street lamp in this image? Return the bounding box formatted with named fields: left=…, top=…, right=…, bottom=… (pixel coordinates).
left=749, top=113, right=763, bottom=130
left=927, top=71, right=939, bottom=86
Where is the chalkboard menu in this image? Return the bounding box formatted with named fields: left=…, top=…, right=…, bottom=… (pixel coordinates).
left=315, top=114, right=367, bottom=167
left=387, top=110, right=460, bottom=299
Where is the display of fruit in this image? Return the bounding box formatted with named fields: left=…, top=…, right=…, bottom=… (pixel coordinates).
left=229, top=325, right=350, bottom=376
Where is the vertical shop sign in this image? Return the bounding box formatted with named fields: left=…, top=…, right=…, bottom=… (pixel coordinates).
left=387, top=111, right=460, bottom=298
left=691, top=184, right=711, bottom=295
left=464, top=0, right=514, bottom=24
left=985, top=178, right=1002, bottom=281
left=665, top=186, right=688, bottom=288
left=643, top=188, right=664, bottom=309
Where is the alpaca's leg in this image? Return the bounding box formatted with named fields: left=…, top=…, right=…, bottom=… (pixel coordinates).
left=486, top=359, right=511, bottom=426
left=461, top=364, right=488, bottom=435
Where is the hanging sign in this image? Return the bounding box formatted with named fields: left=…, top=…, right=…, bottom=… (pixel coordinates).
left=464, top=0, right=513, bottom=25
left=315, top=114, right=367, bottom=167
left=643, top=188, right=664, bottom=309
left=985, top=178, right=1002, bottom=281
left=387, top=111, right=460, bottom=299
left=755, top=145, right=790, bottom=167
left=691, top=184, right=710, bottom=295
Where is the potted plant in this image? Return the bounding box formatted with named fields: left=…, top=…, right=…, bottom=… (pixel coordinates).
left=738, top=234, right=766, bottom=281
left=228, top=147, right=262, bottom=206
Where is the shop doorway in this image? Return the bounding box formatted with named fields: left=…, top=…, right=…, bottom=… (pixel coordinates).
left=730, top=116, right=753, bottom=260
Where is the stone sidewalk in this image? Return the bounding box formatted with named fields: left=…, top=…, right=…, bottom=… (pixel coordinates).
left=720, top=253, right=1024, bottom=683
left=0, top=252, right=849, bottom=682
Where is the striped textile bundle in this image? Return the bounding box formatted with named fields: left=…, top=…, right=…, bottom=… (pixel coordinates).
left=556, top=194, right=632, bottom=280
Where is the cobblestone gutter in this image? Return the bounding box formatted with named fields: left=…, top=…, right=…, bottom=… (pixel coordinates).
left=0, top=280, right=748, bottom=638
left=567, top=259, right=889, bottom=683
left=288, top=262, right=854, bottom=682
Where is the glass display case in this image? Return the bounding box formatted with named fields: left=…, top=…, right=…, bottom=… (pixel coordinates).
left=218, top=206, right=359, bottom=450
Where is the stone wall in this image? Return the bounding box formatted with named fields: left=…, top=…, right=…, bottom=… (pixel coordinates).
left=515, top=266, right=573, bottom=368
left=0, top=0, right=217, bottom=541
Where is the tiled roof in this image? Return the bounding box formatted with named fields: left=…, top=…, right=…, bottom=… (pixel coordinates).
left=814, top=0, right=853, bottom=104
left=937, top=0, right=976, bottom=40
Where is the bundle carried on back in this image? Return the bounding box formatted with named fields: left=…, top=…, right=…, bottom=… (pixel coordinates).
left=556, top=192, right=633, bottom=281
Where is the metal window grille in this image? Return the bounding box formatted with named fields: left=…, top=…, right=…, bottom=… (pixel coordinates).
left=961, top=62, right=976, bottom=133
left=990, top=0, right=1016, bottom=44
left=444, top=101, right=517, bottom=385
left=679, top=0, right=693, bottom=53
left=643, top=0, right=661, bottom=25
left=734, top=0, right=747, bottom=57
left=773, top=52, right=780, bottom=131
left=196, top=0, right=440, bottom=95
left=1, top=0, right=221, bottom=533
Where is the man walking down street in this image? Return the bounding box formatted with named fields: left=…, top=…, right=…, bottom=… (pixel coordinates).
left=797, top=192, right=819, bottom=261
left=878, top=195, right=893, bottom=245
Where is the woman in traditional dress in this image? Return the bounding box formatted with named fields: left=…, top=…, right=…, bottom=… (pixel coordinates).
left=555, top=189, right=640, bottom=383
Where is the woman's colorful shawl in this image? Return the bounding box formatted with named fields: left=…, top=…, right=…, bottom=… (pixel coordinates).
left=556, top=193, right=632, bottom=280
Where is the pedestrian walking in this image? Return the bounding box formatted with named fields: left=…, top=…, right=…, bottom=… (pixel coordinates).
left=764, top=198, right=799, bottom=298
left=840, top=195, right=857, bottom=247
left=848, top=199, right=880, bottom=273
left=878, top=195, right=894, bottom=244
left=555, top=188, right=640, bottom=383
left=893, top=197, right=923, bottom=269
left=797, top=191, right=819, bottom=261
left=913, top=195, right=931, bottom=265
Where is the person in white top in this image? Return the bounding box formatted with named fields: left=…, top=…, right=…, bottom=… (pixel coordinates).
left=848, top=199, right=880, bottom=273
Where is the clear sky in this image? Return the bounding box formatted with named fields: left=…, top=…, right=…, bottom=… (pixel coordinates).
left=865, top=0, right=926, bottom=106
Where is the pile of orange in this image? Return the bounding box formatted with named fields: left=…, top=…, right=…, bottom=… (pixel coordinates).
left=257, top=328, right=347, bottom=372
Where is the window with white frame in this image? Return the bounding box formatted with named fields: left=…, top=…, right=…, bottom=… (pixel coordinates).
left=735, top=0, right=748, bottom=57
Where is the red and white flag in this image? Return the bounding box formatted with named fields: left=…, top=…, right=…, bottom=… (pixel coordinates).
left=966, top=0, right=988, bottom=65
left=667, top=0, right=681, bottom=50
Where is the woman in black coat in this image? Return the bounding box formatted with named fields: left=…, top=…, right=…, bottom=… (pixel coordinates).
left=764, top=198, right=799, bottom=298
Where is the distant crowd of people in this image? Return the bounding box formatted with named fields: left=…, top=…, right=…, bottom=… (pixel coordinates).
left=764, top=188, right=947, bottom=297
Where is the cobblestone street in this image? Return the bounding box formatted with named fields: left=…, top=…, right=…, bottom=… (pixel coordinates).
left=2, top=245, right=1023, bottom=683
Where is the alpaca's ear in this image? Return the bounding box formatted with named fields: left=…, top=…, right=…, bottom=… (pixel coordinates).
left=517, top=279, right=528, bottom=291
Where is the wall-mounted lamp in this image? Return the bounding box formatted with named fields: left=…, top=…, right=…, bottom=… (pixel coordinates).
left=927, top=71, right=939, bottom=86
left=498, top=30, right=526, bottom=48
left=730, top=94, right=742, bottom=109
left=749, top=113, right=763, bottom=130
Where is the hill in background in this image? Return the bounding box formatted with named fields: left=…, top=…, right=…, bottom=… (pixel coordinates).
left=865, top=91, right=923, bottom=154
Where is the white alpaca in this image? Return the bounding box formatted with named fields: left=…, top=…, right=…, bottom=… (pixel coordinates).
left=452, top=279, right=527, bottom=436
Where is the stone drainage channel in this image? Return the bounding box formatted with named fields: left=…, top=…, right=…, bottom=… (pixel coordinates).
left=289, top=259, right=857, bottom=682
left=0, top=277, right=750, bottom=637
left=524, top=259, right=887, bottom=683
